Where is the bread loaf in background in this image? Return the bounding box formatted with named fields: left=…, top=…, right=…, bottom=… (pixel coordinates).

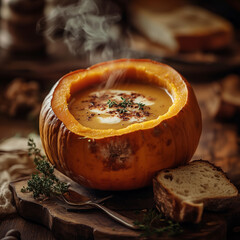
left=128, top=0, right=234, bottom=52
left=153, top=160, right=239, bottom=223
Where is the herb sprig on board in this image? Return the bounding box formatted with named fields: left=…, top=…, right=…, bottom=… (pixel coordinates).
left=107, top=97, right=145, bottom=114
left=134, top=209, right=183, bottom=237
left=21, top=138, right=69, bottom=199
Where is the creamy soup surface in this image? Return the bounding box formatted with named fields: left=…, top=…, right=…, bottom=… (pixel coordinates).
left=68, top=83, right=173, bottom=130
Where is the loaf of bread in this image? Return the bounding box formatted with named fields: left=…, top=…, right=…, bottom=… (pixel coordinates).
left=128, top=0, right=233, bottom=52
left=153, top=160, right=239, bottom=223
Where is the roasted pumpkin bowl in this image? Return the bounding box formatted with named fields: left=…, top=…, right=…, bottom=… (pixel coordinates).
left=39, top=59, right=202, bottom=191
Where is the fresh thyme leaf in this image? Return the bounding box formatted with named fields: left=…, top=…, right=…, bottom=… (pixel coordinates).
left=134, top=209, right=183, bottom=237
left=137, top=102, right=145, bottom=110
left=119, top=97, right=127, bottom=108
left=21, top=138, right=69, bottom=200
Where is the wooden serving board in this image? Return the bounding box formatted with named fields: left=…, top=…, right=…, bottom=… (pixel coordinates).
left=10, top=171, right=240, bottom=240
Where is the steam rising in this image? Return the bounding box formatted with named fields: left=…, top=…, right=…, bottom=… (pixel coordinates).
left=103, top=69, right=127, bottom=89
left=45, top=0, right=123, bottom=63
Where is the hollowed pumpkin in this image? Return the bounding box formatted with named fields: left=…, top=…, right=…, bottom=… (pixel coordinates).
left=39, top=59, right=202, bottom=191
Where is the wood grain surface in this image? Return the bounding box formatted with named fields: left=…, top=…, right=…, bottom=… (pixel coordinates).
left=193, top=83, right=240, bottom=187
left=10, top=175, right=233, bottom=240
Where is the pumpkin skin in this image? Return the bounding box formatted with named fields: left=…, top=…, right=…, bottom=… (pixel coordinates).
left=39, top=59, right=202, bottom=191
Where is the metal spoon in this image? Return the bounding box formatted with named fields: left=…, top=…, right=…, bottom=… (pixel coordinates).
left=61, top=189, right=139, bottom=230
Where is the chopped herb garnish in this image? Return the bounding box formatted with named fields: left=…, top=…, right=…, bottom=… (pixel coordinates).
left=107, top=99, right=117, bottom=108
left=107, top=97, right=145, bottom=114
left=21, top=138, right=69, bottom=200
left=117, top=108, right=128, bottom=114
left=134, top=209, right=183, bottom=237
left=119, top=97, right=133, bottom=108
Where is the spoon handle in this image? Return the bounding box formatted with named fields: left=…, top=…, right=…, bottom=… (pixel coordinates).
left=88, top=202, right=139, bottom=230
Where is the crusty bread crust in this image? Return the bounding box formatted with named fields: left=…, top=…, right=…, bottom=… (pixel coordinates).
left=153, top=177, right=203, bottom=223
left=153, top=160, right=239, bottom=223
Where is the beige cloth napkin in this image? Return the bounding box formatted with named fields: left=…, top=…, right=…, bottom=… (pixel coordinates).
left=0, top=135, right=42, bottom=218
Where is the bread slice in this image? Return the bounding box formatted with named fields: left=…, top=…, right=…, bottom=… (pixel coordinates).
left=153, top=160, right=239, bottom=223
left=128, top=0, right=233, bottom=52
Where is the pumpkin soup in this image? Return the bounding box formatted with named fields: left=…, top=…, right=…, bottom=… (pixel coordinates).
left=68, top=83, right=173, bottom=130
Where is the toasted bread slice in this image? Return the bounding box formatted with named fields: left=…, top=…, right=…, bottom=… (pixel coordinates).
left=153, top=160, right=238, bottom=223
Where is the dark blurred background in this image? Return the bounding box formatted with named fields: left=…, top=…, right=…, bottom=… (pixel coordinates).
left=0, top=0, right=239, bottom=138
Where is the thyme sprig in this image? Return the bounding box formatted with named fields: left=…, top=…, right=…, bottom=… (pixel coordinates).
left=134, top=209, right=183, bottom=237
left=21, top=138, right=69, bottom=199
left=107, top=99, right=117, bottom=108
left=119, top=97, right=133, bottom=108
left=107, top=97, right=145, bottom=114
